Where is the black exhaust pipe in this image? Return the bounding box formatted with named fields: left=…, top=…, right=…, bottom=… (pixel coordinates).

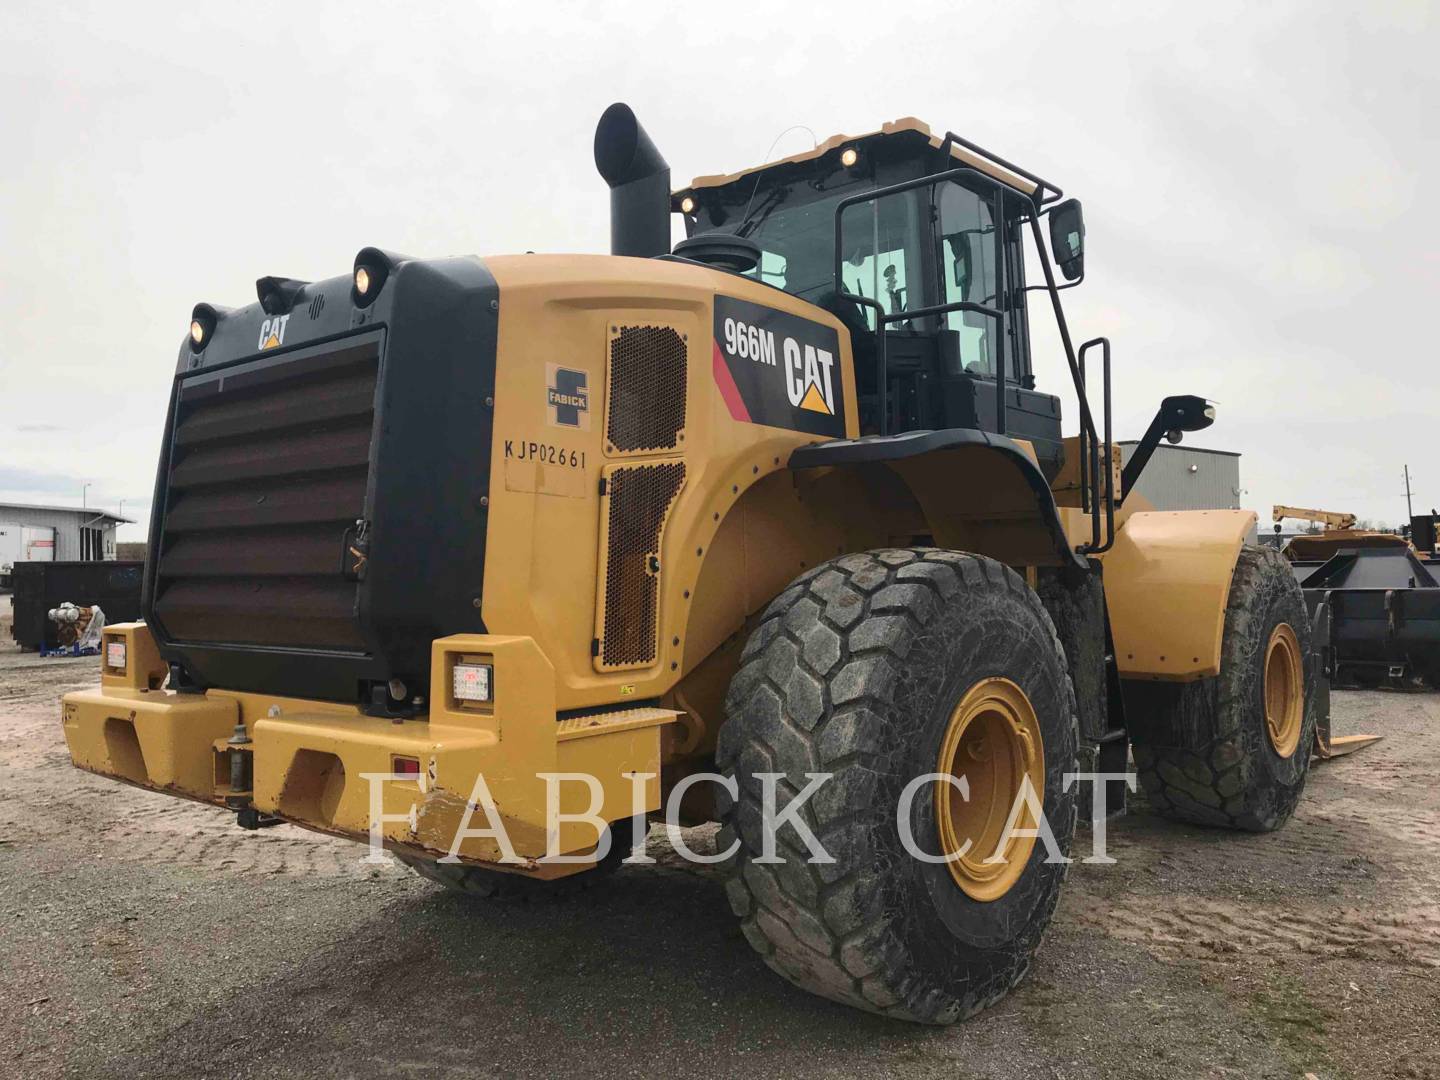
left=594, top=102, right=671, bottom=258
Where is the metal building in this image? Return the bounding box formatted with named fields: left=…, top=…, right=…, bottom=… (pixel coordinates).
left=1117, top=442, right=1244, bottom=513
left=0, top=502, right=133, bottom=574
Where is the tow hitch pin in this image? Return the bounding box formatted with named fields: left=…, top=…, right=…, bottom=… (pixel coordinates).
left=226, top=721, right=279, bottom=829
left=227, top=720, right=252, bottom=798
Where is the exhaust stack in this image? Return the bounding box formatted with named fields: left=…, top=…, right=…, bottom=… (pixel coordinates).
left=594, top=103, right=671, bottom=258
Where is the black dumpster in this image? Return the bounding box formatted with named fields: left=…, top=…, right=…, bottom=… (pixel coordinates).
left=10, top=561, right=144, bottom=651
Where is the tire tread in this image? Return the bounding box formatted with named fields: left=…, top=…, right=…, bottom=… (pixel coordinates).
left=718, top=548, right=1076, bottom=1023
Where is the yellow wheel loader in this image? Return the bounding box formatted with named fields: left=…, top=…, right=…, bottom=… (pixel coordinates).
left=64, top=104, right=1336, bottom=1023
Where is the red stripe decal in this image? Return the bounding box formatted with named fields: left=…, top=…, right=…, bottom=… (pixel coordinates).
left=712, top=340, right=751, bottom=423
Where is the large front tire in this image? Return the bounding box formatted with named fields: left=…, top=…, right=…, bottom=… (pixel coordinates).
left=717, top=549, right=1078, bottom=1024
left=1126, top=546, right=1316, bottom=832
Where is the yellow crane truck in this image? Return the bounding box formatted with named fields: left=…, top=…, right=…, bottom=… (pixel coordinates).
left=64, top=104, right=1326, bottom=1023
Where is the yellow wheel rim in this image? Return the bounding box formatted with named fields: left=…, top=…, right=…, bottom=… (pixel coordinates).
left=934, top=677, right=1044, bottom=903
left=1264, top=622, right=1303, bottom=758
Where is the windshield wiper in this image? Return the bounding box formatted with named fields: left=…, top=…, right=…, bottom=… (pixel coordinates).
left=734, top=185, right=787, bottom=240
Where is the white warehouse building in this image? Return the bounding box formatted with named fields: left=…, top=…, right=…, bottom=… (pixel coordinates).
left=1117, top=443, right=1258, bottom=544
left=1117, top=443, right=1242, bottom=512
left=0, top=502, right=133, bottom=572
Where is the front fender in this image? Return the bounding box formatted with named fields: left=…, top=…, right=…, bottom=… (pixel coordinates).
left=1098, top=509, right=1256, bottom=680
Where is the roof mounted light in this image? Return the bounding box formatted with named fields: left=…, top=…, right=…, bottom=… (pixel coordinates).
left=679, top=194, right=696, bottom=215
left=352, top=247, right=397, bottom=309
left=840, top=146, right=859, bottom=168
left=188, top=303, right=220, bottom=352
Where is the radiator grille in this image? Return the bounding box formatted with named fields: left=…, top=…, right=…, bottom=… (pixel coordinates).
left=152, top=337, right=380, bottom=651
left=606, top=325, right=687, bottom=454
left=596, top=461, right=686, bottom=670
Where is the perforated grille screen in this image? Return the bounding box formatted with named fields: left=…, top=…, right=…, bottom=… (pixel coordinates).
left=598, top=462, right=686, bottom=670
left=606, top=325, right=687, bottom=454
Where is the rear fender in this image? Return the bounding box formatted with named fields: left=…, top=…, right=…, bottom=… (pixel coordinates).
left=668, top=429, right=1082, bottom=763
left=788, top=429, right=1085, bottom=570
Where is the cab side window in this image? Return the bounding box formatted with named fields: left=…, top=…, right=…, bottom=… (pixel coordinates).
left=838, top=194, right=921, bottom=331
left=938, top=183, right=998, bottom=376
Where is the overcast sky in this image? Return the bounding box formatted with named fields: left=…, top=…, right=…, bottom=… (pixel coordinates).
left=3, top=1, right=1436, bottom=541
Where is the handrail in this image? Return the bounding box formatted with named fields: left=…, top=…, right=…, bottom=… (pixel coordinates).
left=1078, top=337, right=1115, bottom=553
left=1023, top=213, right=1104, bottom=473
left=843, top=292, right=890, bottom=431
left=936, top=130, right=1065, bottom=206
left=832, top=166, right=1010, bottom=436
left=877, top=299, right=1002, bottom=322
left=829, top=159, right=1114, bottom=554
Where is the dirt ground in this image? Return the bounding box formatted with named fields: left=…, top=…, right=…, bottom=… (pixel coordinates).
left=1, top=594, right=1437, bottom=1079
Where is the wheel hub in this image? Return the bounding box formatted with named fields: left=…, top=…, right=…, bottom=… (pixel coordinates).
left=1264, top=622, right=1303, bottom=758
left=935, top=677, right=1045, bottom=902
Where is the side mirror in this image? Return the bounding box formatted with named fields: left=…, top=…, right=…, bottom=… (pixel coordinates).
left=1160, top=394, right=1216, bottom=433
left=1048, top=198, right=1085, bottom=282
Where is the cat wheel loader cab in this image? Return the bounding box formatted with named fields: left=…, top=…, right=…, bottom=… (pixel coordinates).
left=62, top=102, right=1349, bottom=1025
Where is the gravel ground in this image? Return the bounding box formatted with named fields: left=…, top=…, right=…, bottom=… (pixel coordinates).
left=1, top=600, right=1437, bottom=1079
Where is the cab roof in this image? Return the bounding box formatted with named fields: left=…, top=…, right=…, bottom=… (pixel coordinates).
left=682, top=117, right=1041, bottom=198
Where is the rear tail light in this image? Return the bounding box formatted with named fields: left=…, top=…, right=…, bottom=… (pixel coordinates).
left=452, top=661, right=493, bottom=704
left=105, top=639, right=127, bottom=673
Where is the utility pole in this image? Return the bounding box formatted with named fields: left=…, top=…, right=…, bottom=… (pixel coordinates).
left=1404, top=464, right=1414, bottom=520
left=81, top=482, right=90, bottom=508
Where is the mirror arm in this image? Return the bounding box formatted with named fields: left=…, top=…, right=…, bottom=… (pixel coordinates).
left=1024, top=212, right=1099, bottom=455
left=1120, top=396, right=1215, bottom=502
left=1120, top=414, right=1169, bottom=504
left=1022, top=273, right=1082, bottom=294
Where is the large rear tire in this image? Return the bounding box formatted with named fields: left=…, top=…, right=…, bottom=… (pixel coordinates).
left=717, top=549, right=1078, bottom=1024
left=1127, top=547, right=1316, bottom=832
